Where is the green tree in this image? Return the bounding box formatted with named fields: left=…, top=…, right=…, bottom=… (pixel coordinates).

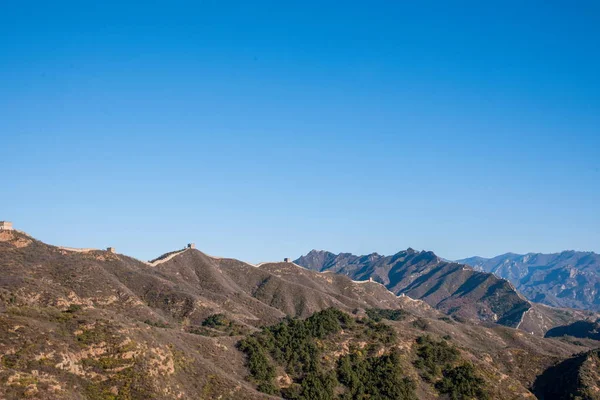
left=435, top=363, right=488, bottom=400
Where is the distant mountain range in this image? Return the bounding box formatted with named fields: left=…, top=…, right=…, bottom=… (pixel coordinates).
left=295, top=249, right=596, bottom=335
left=458, top=251, right=600, bottom=311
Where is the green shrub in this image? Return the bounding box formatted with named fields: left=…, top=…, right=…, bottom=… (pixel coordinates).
left=412, top=318, right=429, bottom=330
left=202, top=313, right=228, bottom=328
left=298, top=370, right=338, bottom=400
left=2, top=353, right=19, bottom=369
left=363, top=319, right=397, bottom=344
left=414, top=335, right=459, bottom=380
left=238, top=336, right=275, bottom=383
left=256, top=381, right=278, bottom=395
left=238, top=309, right=349, bottom=397
left=337, top=351, right=416, bottom=400
left=200, top=313, right=250, bottom=336
left=65, top=304, right=82, bottom=313
left=143, top=319, right=169, bottom=328
left=365, top=308, right=407, bottom=322
left=435, top=363, right=488, bottom=400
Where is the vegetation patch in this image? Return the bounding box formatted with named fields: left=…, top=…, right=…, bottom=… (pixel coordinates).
left=143, top=319, right=170, bottom=328
left=76, top=325, right=113, bottom=346
left=412, top=318, right=429, bottom=330
left=435, top=363, right=488, bottom=400
left=365, top=308, right=407, bottom=322
left=414, top=335, right=488, bottom=399
left=239, top=308, right=416, bottom=399
left=84, top=365, right=154, bottom=400
left=193, top=313, right=250, bottom=336
left=414, top=335, right=459, bottom=380
left=82, top=356, right=130, bottom=371
left=337, top=351, right=416, bottom=400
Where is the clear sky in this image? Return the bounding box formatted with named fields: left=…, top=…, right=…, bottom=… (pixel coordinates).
left=1, top=1, right=599, bottom=263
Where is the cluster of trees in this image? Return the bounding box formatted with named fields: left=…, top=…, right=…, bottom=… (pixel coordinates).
left=239, top=308, right=354, bottom=397
left=414, top=335, right=460, bottom=380
left=189, top=313, right=250, bottom=337
left=239, top=309, right=487, bottom=400
left=202, top=313, right=229, bottom=328
left=355, top=319, right=397, bottom=346
left=337, top=351, right=416, bottom=400
left=414, top=335, right=487, bottom=399
left=365, top=308, right=407, bottom=322
left=435, top=363, right=488, bottom=400
left=239, top=308, right=416, bottom=399
left=238, top=335, right=278, bottom=394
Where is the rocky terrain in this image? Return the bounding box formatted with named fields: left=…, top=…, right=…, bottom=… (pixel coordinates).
left=295, top=249, right=596, bottom=335
left=1, top=230, right=599, bottom=399
left=459, top=251, right=600, bottom=312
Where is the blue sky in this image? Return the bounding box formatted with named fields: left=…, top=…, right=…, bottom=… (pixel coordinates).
left=1, top=1, right=599, bottom=263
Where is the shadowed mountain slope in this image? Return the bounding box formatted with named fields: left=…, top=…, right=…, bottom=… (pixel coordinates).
left=533, top=349, right=600, bottom=400
left=545, top=320, right=600, bottom=341
left=295, top=249, right=596, bottom=334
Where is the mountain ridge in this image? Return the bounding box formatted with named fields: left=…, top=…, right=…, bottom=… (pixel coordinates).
left=295, top=248, right=597, bottom=335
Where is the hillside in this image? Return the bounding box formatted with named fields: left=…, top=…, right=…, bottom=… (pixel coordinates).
left=545, top=320, right=600, bottom=341
left=295, top=249, right=595, bottom=335
left=533, top=349, right=600, bottom=400
left=0, top=231, right=445, bottom=399
left=0, top=230, right=599, bottom=399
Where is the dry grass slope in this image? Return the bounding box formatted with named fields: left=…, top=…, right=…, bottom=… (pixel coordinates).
left=0, top=231, right=598, bottom=399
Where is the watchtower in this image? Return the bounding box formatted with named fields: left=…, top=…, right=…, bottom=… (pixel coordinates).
left=106, top=247, right=116, bottom=254
left=0, top=221, right=13, bottom=231
left=284, top=258, right=290, bottom=263
left=187, top=243, right=195, bottom=249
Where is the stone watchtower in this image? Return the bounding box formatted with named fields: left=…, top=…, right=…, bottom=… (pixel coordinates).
left=187, top=243, right=195, bottom=249
left=106, top=247, right=116, bottom=254
left=284, top=258, right=290, bottom=263
left=0, top=221, right=13, bottom=231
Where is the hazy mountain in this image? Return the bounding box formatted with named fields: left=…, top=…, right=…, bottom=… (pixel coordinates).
left=1, top=230, right=599, bottom=399
left=295, top=249, right=596, bottom=335
left=458, top=251, right=600, bottom=311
